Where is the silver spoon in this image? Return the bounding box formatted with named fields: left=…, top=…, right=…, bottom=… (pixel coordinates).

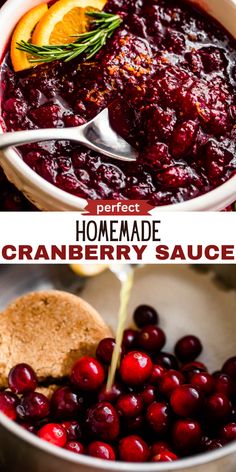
left=0, top=108, right=137, bottom=162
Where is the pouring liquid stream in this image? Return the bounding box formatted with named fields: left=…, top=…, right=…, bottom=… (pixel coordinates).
left=106, top=270, right=134, bottom=391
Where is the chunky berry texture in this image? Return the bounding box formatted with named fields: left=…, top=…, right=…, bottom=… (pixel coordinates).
left=37, top=423, right=67, bottom=447
left=137, top=326, right=166, bottom=353
left=8, top=363, right=37, bottom=394
left=3, top=302, right=236, bottom=463
left=1, top=0, right=236, bottom=206
left=87, top=441, right=116, bottom=460
left=120, top=351, right=153, bottom=386
left=175, top=336, right=202, bottom=363
left=119, top=435, right=150, bottom=462
left=70, top=356, right=105, bottom=391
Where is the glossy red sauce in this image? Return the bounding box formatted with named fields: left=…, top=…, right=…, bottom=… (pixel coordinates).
left=1, top=0, right=236, bottom=205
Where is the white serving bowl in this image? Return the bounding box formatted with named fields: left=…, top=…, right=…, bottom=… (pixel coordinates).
left=1, top=265, right=236, bottom=471
left=0, top=0, right=235, bottom=211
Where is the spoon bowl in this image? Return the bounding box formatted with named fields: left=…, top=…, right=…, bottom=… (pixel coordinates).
left=0, top=108, right=138, bottom=162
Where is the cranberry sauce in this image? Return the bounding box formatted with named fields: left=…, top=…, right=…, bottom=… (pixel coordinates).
left=1, top=0, right=236, bottom=205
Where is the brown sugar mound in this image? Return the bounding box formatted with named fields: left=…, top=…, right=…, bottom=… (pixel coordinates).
left=0, top=290, right=112, bottom=388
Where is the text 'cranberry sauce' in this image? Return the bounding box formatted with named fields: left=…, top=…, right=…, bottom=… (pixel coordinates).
left=1, top=0, right=236, bottom=205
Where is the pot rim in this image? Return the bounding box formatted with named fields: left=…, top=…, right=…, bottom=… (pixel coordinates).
left=0, top=411, right=236, bottom=470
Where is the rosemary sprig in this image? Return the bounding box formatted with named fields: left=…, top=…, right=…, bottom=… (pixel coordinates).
left=16, top=12, right=122, bottom=64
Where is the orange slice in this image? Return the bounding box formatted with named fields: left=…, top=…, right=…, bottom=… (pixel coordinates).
left=32, top=0, right=107, bottom=46
left=10, top=3, right=48, bottom=72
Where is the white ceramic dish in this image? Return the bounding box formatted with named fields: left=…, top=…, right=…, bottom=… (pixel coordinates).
left=1, top=264, right=236, bottom=471
left=0, top=0, right=235, bottom=211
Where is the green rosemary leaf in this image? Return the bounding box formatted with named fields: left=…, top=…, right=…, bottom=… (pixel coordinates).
left=16, top=11, right=122, bottom=65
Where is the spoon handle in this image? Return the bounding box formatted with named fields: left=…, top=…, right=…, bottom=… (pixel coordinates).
left=0, top=127, right=77, bottom=149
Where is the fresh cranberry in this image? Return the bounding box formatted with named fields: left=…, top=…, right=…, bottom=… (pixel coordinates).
left=181, top=361, right=207, bottom=381
left=152, top=451, right=178, bottom=462
left=133, top=305, right=159, bottom=328
left=140, top=385, right=156, bottom=405
left=205, top=438, right=227, bottom=450
left=172, top=419, right=202, bottom=454
left=119, top=435, right=149, bottom=462
left=191, top=372, right=215, bottom=395
left=137, top=326, right=166, bottom=353
left=86, top=402, right=120, bottom=441
left=220, top=423, right=236, bottom=442
left=124, top=415, right=144, bottom=432
left=175, top=335, right=202, bottom=363
left=122, top=329, right=138, bottom=351
left=20, top=422, right=36, bottom=434
left=61, top=421, right=82, bottom=440
left=37, top=423, right=67, bottom=447
left=96, top=338, right=123, bottom=364
left=0, top=391, right=19, bottom=420
left=155, top=352, right=179, bottom=370
left=98, top=382, right=123, bottom=403
left=222, top=357, right=236, bottom=381
left=51, top=387, right=84, bottom=419
left=65, top=441, right=85, bottom=454
left=159, top=370, right=184, bottom=397
left=170, top=385, right=202, bottom=417
left=205, top=393, right=231, bottom=423
left=214, top=373, right=234, bottom=398
left=146, top=402, right=170, bottom=435
left=151, top=441, right=170, bottom=456
left=16, top=392, right=50, bottom=421
left=8, top=363, right=37, bottom=394
left=70, top=356, right=105, bottom=391
left=88, top=441, right=116, bottom=460
left=117, top=393, right=143, bottom=417
left=150, top=364, right=165, bottom=384
left=120, top=351, right=153, bottom=386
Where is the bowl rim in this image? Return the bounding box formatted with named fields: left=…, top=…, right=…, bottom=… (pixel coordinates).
left=0, top=0, right=236, bottom=211
left=0, top=410, right=236, bottom=470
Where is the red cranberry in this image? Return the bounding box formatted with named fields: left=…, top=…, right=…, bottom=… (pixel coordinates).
left=222, top=357, right=236, bottom=381
left=205, top=393, right=231, bottom=423
left=175, top=335, right=202, bottom=363
left=65, top=441, right=85, bottom=454
left=120, top=351, right=153, bottom=386
left=125, top=415, right=144, bottom=432
left=152, top=451, right=178, bottom=462
left=170, top=385, right=202, bottom=417
left=20, top=422, right=36, bottom=434
left=140, top=385, right=156, bottom=405
left=159, top=370, right=184, bottom=397
left=37, top=423, right=67, bottom=447
left=0, top=391, right=19, bottom=420
left=214, top=373, right=234, bottom=398
left=86, top=402, right=120, bottom=441
left=96, top=338, right=123, bottom=364
left=88, top=441, right=116, bottom=460
left=8, top=363, right=37, bottom=394
left=172, top=419, right=202, bottom=454
left=181, top=361, right=207, bottom=381
left=137, top=326, right=166, bottom=353
left=146, top=402, right=170, bottom=435
left=51, top=387, right=84, bottom=419
left=133, top=305, right=159, bottom=328
left=151, top=441, right=169, bottom=456
left=150, top=364, right=165, bottom=384
left=117, top=393, right=143, bottom=418
left=61, top=421, right=82, bottom=440
left=70, top=356, right=105, bottom=391
left=98, top=382, right=123, bottom=403
left=122, top=329, right=138, bottom=351
left=119, top=435, right=149, bottom=462
left=16, top=392, right=50, bottom=421
left=155, top=352, right=179, bottom=370
left=191, top=372, right=215, bottom=395
left=220, top=423, right=236, bottom=442
left=205, top=438, right=227, bottom=450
